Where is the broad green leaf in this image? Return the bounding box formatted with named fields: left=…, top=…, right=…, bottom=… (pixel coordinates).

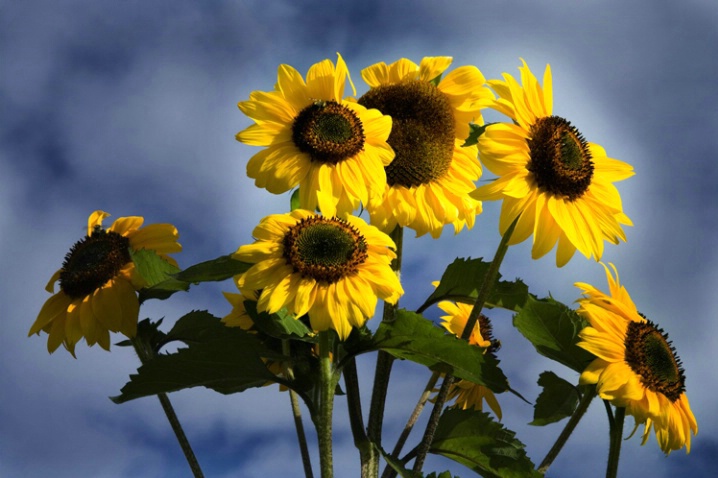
left=371, top=310, right=509, bottom=393
left=244, top=300, right=314, bottom=340
left=418, top=258, right=530, bottom=313
left=174, top=254, right=251, bottom=283
left=463, top=123, right=495, bottom=147
left=112, top=313, right=282, bottom=403
left=430, top=408, right=542, bottom=478
left=130, top=249, right=181, bottom=288
left=138, top=278, right=190, bottom=302
left=513, top=296, right=594, bottom=373
left=290, top=188, right=301, bottom=211
left=530, top=371, right=580, bottom=426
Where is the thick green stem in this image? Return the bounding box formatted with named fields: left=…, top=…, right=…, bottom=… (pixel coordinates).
left=366, top=226, right=404, bottom=477
left=412, top=217, right=518, bottom=474
left=344, top=358, right=373, bottom=477
left=131, top=339, right=204, bottom=478
left=606, top=406, right=626, bottom=478
left=318, top=331, right=336, bottom=478
left=538, top=387, right=596, bottom=474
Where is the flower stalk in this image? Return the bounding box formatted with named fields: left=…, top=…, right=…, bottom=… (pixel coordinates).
left=317, top=331, right=338, bottom=478
left=606, top=406, right=626, bottom=478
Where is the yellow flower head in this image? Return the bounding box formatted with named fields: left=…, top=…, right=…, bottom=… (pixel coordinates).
left=236, top=53, right=394, bottom=218
left=234, top=210, right=403, bottom=340
left=472, top=60, right=634, bottom=266
left=359, top=57, right=493, bottom=238
left=438, top=299, right=502, bottom=419
left=29, top=211, right=181, bottom=355
left=576, top=263, right=697, bottom=454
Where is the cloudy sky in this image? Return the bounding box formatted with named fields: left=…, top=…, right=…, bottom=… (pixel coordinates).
left=2, top=0, right=717, bottom=476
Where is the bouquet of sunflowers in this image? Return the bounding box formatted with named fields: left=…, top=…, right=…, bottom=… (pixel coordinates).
left=30, top=53, right=696, bottom=478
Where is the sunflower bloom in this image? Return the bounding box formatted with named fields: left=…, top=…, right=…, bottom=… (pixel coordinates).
left=438, top=299, right=502, bottom=419
left=471, top=60, right=634, bottom=266
left=236, top=53, right=394, bottom=217
left=576, top=263, right=697, bottom=454
left=359, top=57, right=493, bottom=238
left=29, top=211, right=181, bottom=355
left=234, top=210, right=403, bottom=340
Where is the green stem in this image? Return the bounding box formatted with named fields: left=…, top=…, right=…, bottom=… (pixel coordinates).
left=318, top=331, right=336, bottom=478
left=606, top=406, right=625, bottom=478
left=384, top=370, right=441, bottom=478
left=282, top=340, right=314, bottom=478
left=412, top=216, right=519, bottom=474
left=538, top=387, right=596, bottom=474
left=131, top=338, right=204, bottom=478
left=366, top=226, right=404, bottom=477
left=344, top=358, right=373, bottom=477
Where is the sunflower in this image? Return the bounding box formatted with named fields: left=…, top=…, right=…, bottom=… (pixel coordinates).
left=221, top=290, right=257, bottom=330
left=576, top=263, right=697, bottom=454
left=438, top=299, right=502, bottom=418
left=359, top=57, right=493, bottom=238
left=236, top=53, right=394, bottom=217
left=29, top=211, right=181, bottom=355
left=471, top=60, right=634, bottom=266
left=233, top=209, right=403, bottom=340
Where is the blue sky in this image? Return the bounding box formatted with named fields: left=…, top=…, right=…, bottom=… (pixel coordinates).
left=2, top=0, right=717, bottom=476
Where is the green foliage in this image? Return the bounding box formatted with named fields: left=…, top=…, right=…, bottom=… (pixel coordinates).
left=131, top=249, right=188, bottom=302
left=430, top=408, right=542, bottom=478
left=377, top=444, right=422, bottom=478
left=426, top=472, right=460, bottom=478
left=174, top=254, right=251, bottom=283
left=244, top=300, right=314, bottom=341
left=371, top=309, right=509, bottom=393
left=530, top=372, right=580, bottom=426
left=112, top=311, right=284, bottom=403
left=418, top=257, right=530, bottom=313
left=463, top=123, right=495, bottom=147
left=513, top=296, right=594, bottom=374
left=290, top=188, right=301, bottom=211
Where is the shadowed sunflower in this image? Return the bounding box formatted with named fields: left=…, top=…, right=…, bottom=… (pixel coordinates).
left=29, top=211, right=181, bottom=355
left=359, top=57, right=493, bottom=238
left=221, top=290, right=258, bottom=330
left=233, top=209, right=403, bottom=340
left=576, top=263, right=697, bottom=454
left=236, top=53, right=394, bottom=217
left=471, top=60, right=634, bottom=266
left=438, top=298, right=502, bottom=418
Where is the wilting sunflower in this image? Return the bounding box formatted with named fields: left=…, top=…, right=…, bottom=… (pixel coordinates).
left=576, top=263, right=697, bottom=454
left=471, top=60, right=634, bottom=266
left=359, top=57, right=493, bottom=238
left=236, top=53, right=394, bottom=217
left=438, top=299, right=502, bottom=418
left=29, top=211, right=181, bottom=355
left=234, top=209, right=403, bottom=340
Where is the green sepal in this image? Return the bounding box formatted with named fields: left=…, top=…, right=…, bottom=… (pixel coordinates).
left=244, top=300, right=314, bottom=341
left=418, top=257, right=530, bottom=313
left=371, top=309, right=510, bottom=393
left=530, top=371, right=580, bottom=426
left=173, top=254, right=251, bottom=283
left=430, top=408, right=542, bottom=478
left=513, top=296, right=594, bottom=373
left=111, top=311, right=284, bottom=403
left=290, top=188, right=301, bottom=211
left=463, top=123, right=495, bottom=147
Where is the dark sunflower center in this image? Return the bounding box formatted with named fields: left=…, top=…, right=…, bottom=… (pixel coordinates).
left=358, top=80, right=455, bottom=188
left=478, top=314, right=501, bottom=353
left=282, top=216, right=368, bottom=284
left=59, top=226, right=132, bottom=299
left=292, top=100, right=365, bottom=165
left=624, top=319, right=686, bottom=402
left=526, top=116, right=594, bottom=200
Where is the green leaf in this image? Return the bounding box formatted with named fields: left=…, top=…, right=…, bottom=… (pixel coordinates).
left=174, top=254, right=251, bottom=283
left=418, top=258, right=530, bottom=313
left=513, top=296, right=594, bottom=373
left=112, top=312, right=281, bottom=403
left=376, top=444, right=422, bottom=478
left=244, top=300, right=314, bottom=340
left=290, top=188, right=301, bottom=211
left=130, top=249, right=181, bottom=288
left=430, top=408, right=542, bottom=478
left=138, top=278, right=190, bottom=302
left=530, top=371, right=580, bottom=426
left=463, top=123, right=495, bottom=147
left=371, top=310, right=509, bottom=393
